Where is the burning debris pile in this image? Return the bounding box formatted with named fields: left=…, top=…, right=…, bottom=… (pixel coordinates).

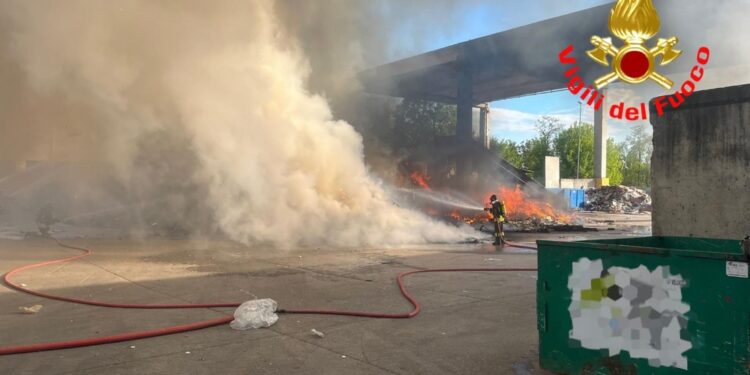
left=487, top=186, right=576, bottom=232
left=585, top=186, right=652, bottom=214
left=450, top=210, right=491, bottom=226
left=500, top=186, right=570, bottom=223
left=398, top=165, right=576, bottom=232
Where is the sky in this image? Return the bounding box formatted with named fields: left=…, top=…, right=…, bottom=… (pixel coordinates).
left=389, top=0, right=648, bottom=144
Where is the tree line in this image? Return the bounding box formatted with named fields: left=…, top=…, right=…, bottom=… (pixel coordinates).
left=490, top=116, right=652, bottom=188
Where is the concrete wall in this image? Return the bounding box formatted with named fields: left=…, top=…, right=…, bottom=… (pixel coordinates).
left=544, top=156, right=560, bottom=188
left=543, top=155, right=596, bottom=189
left=650, top=84, right=750, bottom=240
left=560, top=179, right=596, bottom=189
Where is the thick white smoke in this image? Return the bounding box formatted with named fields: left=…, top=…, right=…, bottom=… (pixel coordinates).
left=1, top=0, right=471, bottom=247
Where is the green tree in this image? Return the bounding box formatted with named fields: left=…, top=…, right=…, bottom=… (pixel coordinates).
left=490, top=138, right=523, bottom=168
left=542, top=121, right=625, bottom=185
left=607, top=139, right=625, bottom=185
left=520, top=138, right=551, bottom=179
left=518, top=116, right=563, bottom=179
left=622, top=124, right=652, bottom=188
left=535, top=115, right=563, bottom=155
left=555, top=122, right=594, bottom=178
left=392, top=99, right=456, bottom=149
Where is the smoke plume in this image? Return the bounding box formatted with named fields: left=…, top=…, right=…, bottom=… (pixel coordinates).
left=0, top=0, right=472, bottom=247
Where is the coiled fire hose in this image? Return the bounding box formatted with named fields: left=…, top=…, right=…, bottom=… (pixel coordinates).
left=0, top=239, right=537, bottom=355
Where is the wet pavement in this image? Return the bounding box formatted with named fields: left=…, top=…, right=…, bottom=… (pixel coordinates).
left=0, top=213, right=650, bottom=374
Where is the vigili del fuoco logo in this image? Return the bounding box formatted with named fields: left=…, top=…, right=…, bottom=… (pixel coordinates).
left=558, top=0, right=711, bottom=121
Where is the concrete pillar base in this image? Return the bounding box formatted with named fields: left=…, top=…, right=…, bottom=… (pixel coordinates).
left=478, top=103, right=490, bottom=149
left=594, top=178, right=610, bottom=188
left=594, top=89, right=608, bottom=182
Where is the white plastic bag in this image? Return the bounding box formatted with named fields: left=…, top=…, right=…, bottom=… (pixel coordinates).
left=230, top=299, right=279, bottom=330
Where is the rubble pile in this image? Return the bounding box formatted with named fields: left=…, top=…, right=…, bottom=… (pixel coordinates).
left=585, top=186, right=652, bottom=214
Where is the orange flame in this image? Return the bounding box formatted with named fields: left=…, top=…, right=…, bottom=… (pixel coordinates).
left=450, top=209, right=491, bottom=225
left=409, top=171, right=432, bottom=191
left=494, top=186, right=571, bottom=223
left=450, top=210, right=461, bottom=221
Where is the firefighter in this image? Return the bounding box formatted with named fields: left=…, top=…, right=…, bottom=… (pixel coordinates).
left=485, top=194, right=506, bottom=245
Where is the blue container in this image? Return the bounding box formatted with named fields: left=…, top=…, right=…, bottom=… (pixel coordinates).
left=549, top=188, right=586, bottom=209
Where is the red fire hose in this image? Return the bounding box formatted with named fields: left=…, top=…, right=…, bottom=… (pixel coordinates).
left=503, top=241, right=538, bottom=251
left=0, top=239, right=537, bottom=355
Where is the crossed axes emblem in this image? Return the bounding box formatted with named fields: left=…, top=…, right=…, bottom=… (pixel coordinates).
left=587, top=36, right=682, bottom=89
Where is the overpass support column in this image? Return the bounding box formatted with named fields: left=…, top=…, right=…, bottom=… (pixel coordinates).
left=478, top=103, right=490, bottom=149
left=594, top=89, right=609, bottom=187
left=455, top=66, right=474, bottom=185
left=456, top=67, right=474, bottom=141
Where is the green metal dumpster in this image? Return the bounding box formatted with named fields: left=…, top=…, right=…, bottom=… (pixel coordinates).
left=537, top=237, right=750, bottom=374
